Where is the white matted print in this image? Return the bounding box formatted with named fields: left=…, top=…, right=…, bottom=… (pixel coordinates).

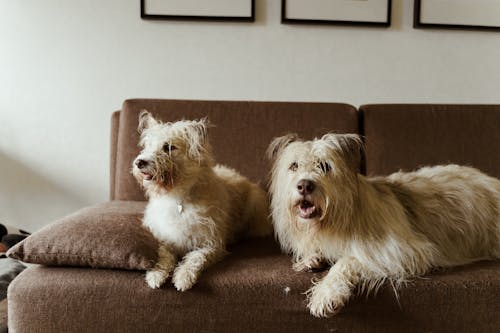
left=415, top=0, right=500, bottom=30
left=282, top=0, right=391, bottom=26
left=141, top=0, right=254, bottom=21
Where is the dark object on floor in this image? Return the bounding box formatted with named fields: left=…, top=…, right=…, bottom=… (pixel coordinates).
left=0, top=259, right=25, bottom=300
left=0, top=224, right=30, bottom=260
left=1, top=235, right=27, bottom=250
left=0, top=258, right=25, bottom=333
left=0, top=226, right=7, bottom=241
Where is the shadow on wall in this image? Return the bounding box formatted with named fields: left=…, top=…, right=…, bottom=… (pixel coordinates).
left=0, top=151, right=87, bottom=232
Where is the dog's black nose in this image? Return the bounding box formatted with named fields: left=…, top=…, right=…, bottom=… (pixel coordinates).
left=297, top=179, right=315, bottom=195
left=135, top=159, right=148, bottom=169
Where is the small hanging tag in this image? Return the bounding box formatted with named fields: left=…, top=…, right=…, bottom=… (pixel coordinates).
left=177, top=204, right=183, bottom=214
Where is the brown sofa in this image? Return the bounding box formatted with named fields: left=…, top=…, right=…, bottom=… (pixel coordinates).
left=8, top=100, right=500, bottom=332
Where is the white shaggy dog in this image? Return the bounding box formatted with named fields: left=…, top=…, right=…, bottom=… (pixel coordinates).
left=132, top=111, right=271, bottom=291
left=267, top=133, right=500, bottom=318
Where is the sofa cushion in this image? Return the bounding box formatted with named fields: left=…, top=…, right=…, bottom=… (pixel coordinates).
left=361, top=104, right=500, bottom=177
left=113, top=99, right=359, bottom=201
left=8, top=237, right=500, bottom=333
left=7, top=201, right=157, bottom=270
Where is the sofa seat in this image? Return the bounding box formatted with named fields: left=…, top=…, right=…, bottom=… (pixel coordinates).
left=8, top=101, right=500, bottom=332
left=8, top=218, right=500, bottom=332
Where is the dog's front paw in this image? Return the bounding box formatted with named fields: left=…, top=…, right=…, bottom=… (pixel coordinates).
left=172, top=265, right=197, bottom=292
left=293, top=260, right=308, bottom=272
left=293, top=257, right=328, bottom=272
left=145, top=269, right=169, bottom=289
left=306, top=281, right=347, bottom=318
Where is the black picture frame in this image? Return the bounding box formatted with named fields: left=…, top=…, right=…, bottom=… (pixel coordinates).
left=281, top=0, right=391, bottom=27
left=141, top=0, right=255, bottom=22
left=414, top=0, right=500, bottom=31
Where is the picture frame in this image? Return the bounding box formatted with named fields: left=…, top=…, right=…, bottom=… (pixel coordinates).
left=281, top=0, right=391, bottom=27
left=414, top=0, right=500, bottom=31
left=140, top=0, right=255, bottom=22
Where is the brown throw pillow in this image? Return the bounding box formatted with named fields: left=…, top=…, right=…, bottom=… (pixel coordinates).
left=7, top=201, right=158, bottom=270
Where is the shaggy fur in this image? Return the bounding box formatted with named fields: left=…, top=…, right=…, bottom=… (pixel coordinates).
left=133, top=111, right=271, bottom=291
left=267, top=132, right=500, bottom=317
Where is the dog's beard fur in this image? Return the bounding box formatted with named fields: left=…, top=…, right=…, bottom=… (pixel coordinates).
left=133, top=150, right=202, bottom=196
left=133, top=148, right=177, bottom=191
left=268, top=132, right=500, bottom=317
left=132, top=111, right=272, bottom=292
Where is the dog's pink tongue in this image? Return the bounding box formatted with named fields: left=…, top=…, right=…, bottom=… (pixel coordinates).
left=143, top=173, right=153, bottom=180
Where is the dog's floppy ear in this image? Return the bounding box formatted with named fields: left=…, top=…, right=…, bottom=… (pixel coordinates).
left=267, top=133, right=299, bottom=160
left=186, top=118, right=211, bottom=160
left=190, top=117, right=209, bottom=145
left=322, top=133, right=364, bottom=171
left=138, top=110, right=159, bottom=133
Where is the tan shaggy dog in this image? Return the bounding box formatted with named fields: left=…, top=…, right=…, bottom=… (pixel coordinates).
left=132, top=111, right=271, bottom=291
left=267, top=133, right=500, bottom=317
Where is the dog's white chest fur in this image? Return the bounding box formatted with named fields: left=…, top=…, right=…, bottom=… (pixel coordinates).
left=143, top=195, right=210, bottom=254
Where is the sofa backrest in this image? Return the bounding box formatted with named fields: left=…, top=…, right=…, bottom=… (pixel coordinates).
left=110, top=99, right=358, bottom=201
left=361, top=104, right=500, bottom=178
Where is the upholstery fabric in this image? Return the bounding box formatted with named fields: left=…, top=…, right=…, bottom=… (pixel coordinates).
left=110, top=110, right=120, bottom=200
left=361, top=104, right=500, bottom=177
left=8, top=237, right=500, bottom=333
left=7, top=201, right=156, bottom=270
left=113, top=99, right=358, bottom=201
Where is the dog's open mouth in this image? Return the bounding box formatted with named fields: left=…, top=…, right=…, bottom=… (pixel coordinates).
left=297, top=199, right=318, bottom=219
left=142, top=172, right=153, bottom=181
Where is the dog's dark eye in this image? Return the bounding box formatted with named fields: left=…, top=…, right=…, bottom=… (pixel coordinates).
left=289, top=162, right=298, bottom=171
left=163, top=143, right=177, bottom=152
left=318, top=161, right=331, bottom=173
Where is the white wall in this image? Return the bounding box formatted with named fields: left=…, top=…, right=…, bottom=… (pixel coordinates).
left=1, top=0, right=500, bottom=231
